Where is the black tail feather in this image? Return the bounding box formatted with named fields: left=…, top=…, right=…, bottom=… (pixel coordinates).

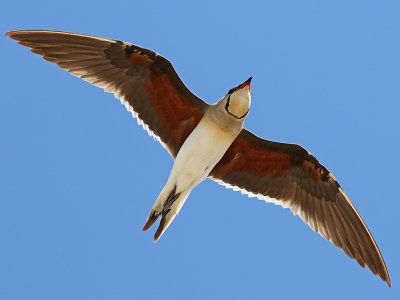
left=143, top=210, right=160, bottom=232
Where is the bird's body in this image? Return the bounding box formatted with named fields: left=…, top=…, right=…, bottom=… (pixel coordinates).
left=144, top=85, right=250, bottom=238
left=6, top=30, right=391, bottom=286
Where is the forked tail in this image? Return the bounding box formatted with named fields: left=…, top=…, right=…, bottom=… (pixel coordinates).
left=143, top=185, right=189, bottom=242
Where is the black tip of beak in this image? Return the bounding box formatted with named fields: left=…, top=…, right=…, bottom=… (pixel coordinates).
left=246, top=76, right=253, bottom=83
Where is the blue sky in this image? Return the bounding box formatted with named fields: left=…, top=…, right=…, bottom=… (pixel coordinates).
left=1, top=1, right=399, bottom=299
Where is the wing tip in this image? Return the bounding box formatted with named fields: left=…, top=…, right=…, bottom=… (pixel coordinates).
left=5, top=30, right=31, bottom=41
left=381, top=267, right=391, bottom=287
left=5, top=31, right=15, bottom=39
left=5, top=30, right=27, bottom=38
left=386, top=278, right=392, bottom=288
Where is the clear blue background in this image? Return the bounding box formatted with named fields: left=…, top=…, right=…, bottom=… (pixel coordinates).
left=1, top=1, right=399, bottom=299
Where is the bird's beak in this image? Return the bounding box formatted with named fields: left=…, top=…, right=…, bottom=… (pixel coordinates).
left=239, top=76, right=253, bottom=91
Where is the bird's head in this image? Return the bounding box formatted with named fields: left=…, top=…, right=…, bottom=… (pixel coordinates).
left=224, top=77, right=252, bottom=120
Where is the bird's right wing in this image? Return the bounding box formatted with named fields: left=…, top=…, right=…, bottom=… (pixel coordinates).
left=210, top=129, right=390, bottom=286
left=6, top=30, right=207, bottom=158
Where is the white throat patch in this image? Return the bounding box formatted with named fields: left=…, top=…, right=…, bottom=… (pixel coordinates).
left=227, top=86, right=251, bottom=118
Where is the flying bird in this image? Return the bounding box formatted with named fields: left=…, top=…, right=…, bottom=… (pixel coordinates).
left=6, top=30, right=390, bottom=286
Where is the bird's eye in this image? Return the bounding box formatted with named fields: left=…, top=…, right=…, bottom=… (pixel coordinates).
left=228, top=88, right=235, bottom=94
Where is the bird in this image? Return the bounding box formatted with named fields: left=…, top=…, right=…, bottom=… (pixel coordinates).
left=6, top=30, right=390, bottom=287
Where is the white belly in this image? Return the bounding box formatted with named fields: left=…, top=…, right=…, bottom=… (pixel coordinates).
left=168, top=117, right=237, bottom=192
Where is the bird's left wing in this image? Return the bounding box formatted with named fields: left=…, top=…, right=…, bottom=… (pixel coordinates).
left=209, top=129, right=391, bottom=286
left=6, top=30, right=207, bottom=158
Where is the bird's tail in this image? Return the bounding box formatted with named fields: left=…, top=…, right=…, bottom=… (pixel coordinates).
left=143, top=185, right=189, bottom=242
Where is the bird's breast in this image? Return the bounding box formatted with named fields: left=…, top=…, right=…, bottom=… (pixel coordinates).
left=169, top=116, right=239, bottom=190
